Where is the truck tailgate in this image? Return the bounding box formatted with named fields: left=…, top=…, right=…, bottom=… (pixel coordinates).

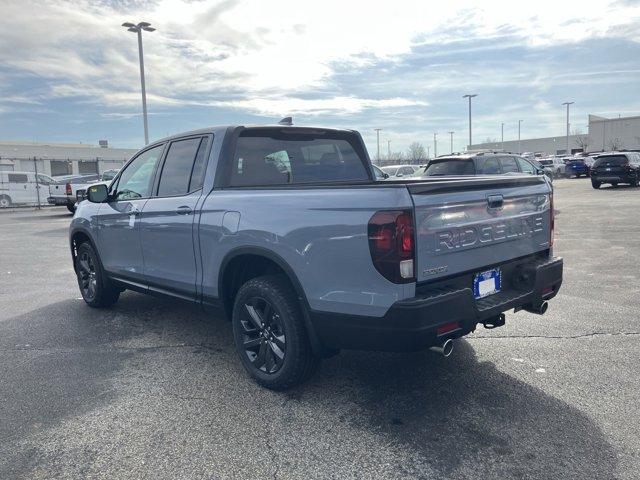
left=409, top=176, right=552, bottom=283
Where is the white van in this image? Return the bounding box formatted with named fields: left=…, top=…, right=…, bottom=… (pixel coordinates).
left=0, top=171, right=56, bottom=207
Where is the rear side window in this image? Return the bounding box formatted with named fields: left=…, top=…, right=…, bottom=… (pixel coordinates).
left=500, top=157, right=519, bottom=173
left=476, top=157, right=501, bottom=174
left=8, top=173, right=28, bottom=183
left=157, top=137, right=207, bottom=197
left=593, top=155, right=628, bottom=167
left=424, top=160, right=475, bottom=175
left=229, top=130, right=369, bottom=186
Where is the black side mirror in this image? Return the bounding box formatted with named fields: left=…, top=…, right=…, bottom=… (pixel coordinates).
left=87, top=183, right=109, bottom=203
left=383, top=173, right=389, bottom=179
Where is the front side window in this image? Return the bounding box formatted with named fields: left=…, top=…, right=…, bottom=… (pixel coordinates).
left=517, top=158, right=535, bottom=174
left=37, top=174, right=54, bottom=185
left=114, top=144, right=163, bottom=200
left=500, top=156, right=520, bottom=173
left=229, top=130, right=369, bottom=186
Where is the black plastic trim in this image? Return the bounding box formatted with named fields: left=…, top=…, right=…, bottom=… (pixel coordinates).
left=308, top=257, right=563, bottom=352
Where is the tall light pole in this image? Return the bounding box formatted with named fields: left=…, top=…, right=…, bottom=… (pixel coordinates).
left=448, top=131, right=455, bottom=154
left=387, top=139, right=391, bottom=158
left=463, top=94, right=477, bottom=149
left=427, top=145, right=430, bottom=159
left=501, top=123, right=504, bottom=151
left=374, top=128, right=382, bottom=162
left=562, top=102, right=574, bottom=155
left=518, top=120, right=523, bottom=154
left=433, top=132, right=438, bottom=158
left=122, top=21, right=156, bottom=145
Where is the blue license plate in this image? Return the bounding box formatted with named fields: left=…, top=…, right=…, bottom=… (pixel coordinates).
left=473, top=268, right=501, bottom=299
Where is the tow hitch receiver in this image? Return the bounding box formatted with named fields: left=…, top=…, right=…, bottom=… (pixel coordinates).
left=482, top=313, right=506, bottom=330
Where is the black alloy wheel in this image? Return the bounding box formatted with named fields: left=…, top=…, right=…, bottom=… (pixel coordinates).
left=239, top=296, right=286, bottom=374
left=75, top=242, right=120, bottom=307
left=77, top=250, right=98, bottom=301
left=231, top=274, right=319, bottom=389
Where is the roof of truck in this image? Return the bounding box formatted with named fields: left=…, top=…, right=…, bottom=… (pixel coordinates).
left=149, top=124, right=357, bottom=147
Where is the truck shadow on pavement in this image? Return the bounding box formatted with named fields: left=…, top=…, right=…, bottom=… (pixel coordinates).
left=0, top=293, right=618, bottom=479
left=311, top=342, right=618, bottom=479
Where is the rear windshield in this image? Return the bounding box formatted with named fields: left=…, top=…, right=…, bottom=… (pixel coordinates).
left=424, top=159, right=475, bottom=176
left=229, top=129, right=370, bottom=186
left=593, top=155, right=628, bottom=167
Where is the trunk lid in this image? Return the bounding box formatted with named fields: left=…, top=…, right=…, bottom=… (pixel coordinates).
left=408, top=176, right=552, bottom=283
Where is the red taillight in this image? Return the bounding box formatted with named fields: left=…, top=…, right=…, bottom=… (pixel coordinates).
left=368, top=210, right=415, bottom=283
left=549, top=193, right=554, bottom=248
left=65, top=182, right=72, bottom=195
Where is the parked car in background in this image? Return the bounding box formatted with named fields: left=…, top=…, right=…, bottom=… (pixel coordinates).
left=563, top=158, right=589, bottom=178
left=70, top=123, right=561, bottom=389
left=380, top=164, right=419, bottom=177
left=0, top=170, right=55, bottom=207
left=538, top=157, right=567, bottom=178
left=590, top=152, right=640, bottom=188
left=76, top=169, right=121, bottom=202
left=48, top=174, right=101, bottom=213
left=372, top=164, right=389, bottom=180
left=414, top=153, right=549, bottom=179
left=583, top=155, right=599, bottom=168
left=100, top=169, right=120, bottom=182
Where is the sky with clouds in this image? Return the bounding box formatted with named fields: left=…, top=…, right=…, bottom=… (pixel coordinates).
left=1, top=0, right=640, bottom=155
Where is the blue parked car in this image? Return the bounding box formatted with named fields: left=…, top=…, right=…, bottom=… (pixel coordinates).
left=563, top=158, right=589, bottom=178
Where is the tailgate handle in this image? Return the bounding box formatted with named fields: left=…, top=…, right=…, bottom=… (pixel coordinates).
left=487, top=194, right=504, bottom=209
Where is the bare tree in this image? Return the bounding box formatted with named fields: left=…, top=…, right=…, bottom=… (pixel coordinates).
left=574, top=134, right=590, bottom=152
left=406, top=142, right=426, bottom=164
left=608, top=138, right=623, bottom=151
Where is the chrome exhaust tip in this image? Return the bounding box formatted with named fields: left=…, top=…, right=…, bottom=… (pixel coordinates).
left=524, top=301, right=548, bottom=315
left=430, top=338, right=454, bottom=357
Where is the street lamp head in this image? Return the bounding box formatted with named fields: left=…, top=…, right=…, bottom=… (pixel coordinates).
left=137, top=22, right=152, bottom=28
left=562, top=101, right=575, bottom=106
left=122, top=22, right=135, bottom=28
left=127, top=27, right=138, bottom=32
left=463, top=94, right=478, bottom=99
left=142, top=26, right=156, bottom=32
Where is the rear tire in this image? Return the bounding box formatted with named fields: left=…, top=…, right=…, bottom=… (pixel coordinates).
left=0, top=195, right=11, bottom=208
left=612, top=182, right=619, bottom=188
left=232, top=274, right=319, bottom=390
left=591, top=181, right=601, bottom=189
left=75, top=242, right=120, bottom=307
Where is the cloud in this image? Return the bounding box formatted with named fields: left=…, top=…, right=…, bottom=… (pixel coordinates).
left=1, top=0, right=640, bottom=151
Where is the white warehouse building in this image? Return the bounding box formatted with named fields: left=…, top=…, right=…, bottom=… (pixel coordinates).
left=468, top=114, right=640, bottom=155
left=0, top=140, right=137, bottom=177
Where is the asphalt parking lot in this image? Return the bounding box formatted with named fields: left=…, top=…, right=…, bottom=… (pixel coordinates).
left=1, top=179, right=639, bottom=480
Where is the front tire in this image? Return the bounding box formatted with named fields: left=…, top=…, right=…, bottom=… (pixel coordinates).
left=591, top=181, right=601, bottom=189
left=232, top=275, right=319, bottom=390
left=67, top=204, right=77, bottom=213
left=75, top=242, right=120, bottom=307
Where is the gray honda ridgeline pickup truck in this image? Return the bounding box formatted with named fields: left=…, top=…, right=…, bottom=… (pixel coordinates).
left=70, top=124, right=563, bottom=389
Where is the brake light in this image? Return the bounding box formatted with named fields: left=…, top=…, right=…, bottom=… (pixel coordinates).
left=368, top=210, right=415, bottom=283
left=65, top=182, right=72, bottom=195
left=549, top=193, right=554, bottom=248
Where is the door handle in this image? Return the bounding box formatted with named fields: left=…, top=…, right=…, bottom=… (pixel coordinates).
left=176, top=205, right=192, bottom=215
left=487, top=194, right=504, bottom=209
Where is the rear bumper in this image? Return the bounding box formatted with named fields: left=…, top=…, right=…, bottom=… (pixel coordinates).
left=309, top=256, right=563, bottom=352
left=591, top=174, right=635, bottom=183
left=47, top=196, right=73, bottom=206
